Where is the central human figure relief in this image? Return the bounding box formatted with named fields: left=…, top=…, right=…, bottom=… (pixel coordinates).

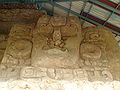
left=31, top=15, right=81, bottom=68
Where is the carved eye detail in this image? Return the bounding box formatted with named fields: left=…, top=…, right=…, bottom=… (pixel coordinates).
left=41, top=24, right=47, bottom=26
left=89, top=33, right=100, bottom=40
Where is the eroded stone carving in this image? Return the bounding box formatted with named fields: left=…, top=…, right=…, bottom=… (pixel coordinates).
left=0, top=13, right=119, bottom=90
left=8, top=40, right=32, bottom=59
left=80, top=26, right=120, bottom=81
left=0, top=66, right=20, bottom=81
left=20, top=66, right=88, bottom=81
left=80, top=27, right=108, bottom=67
left=0, top=9, right=47, bottom=34
left=32, top=16, right=81, bottom=69
left=0, top=9, right=47, bottom=22
left=80, top=43, right=101, bottom=60
left=1, top=24, right=34, bottom=67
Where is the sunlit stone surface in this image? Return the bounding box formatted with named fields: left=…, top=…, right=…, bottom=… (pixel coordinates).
left=0, top=11, right=120, bottom=90
left=32, top=15, right=82, bottom=68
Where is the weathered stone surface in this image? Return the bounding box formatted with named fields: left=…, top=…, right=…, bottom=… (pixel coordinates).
left=8, top=23, right=33, bottom=41
left=0, top=13, right=119, bottom=90
left=0, top=66, right=20, bottom=81
left=8, top=80, right=40, bottom=90
left=8, top=40, right=32, bottom=59
left=80, top=27, right=109, bottom=72
left=1, top=24, right=34, bottom=67
left=20, top=66, right=88, bottom=81
left=32, top=16, right=82, bottom=69
left=34, top=15, right=80, bottom=37
left=20, top=66, right=113, bottom=82
left=0, top=9, right=46, bottom=22
left=0, top=80, right=119, bottom=90
left=0, top=9, right=47, bottom=34
left=80, top=26, right=120, bottom=81
left=115, top=35, right=120, bottom=46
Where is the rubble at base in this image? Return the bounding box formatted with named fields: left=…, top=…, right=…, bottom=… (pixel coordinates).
left=0, top=80, right=120, bottom=90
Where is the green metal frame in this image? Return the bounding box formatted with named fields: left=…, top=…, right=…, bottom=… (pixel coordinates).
left=0, top=0, right=120, bottom=35
left=49, top=2, right=120, bottom=35
left=81, top=0, right=93, bottom=26
left=0, top=0, right=119, bottom=14
left=103, top=2, right=120, bottom=26
left=67, top=0, right=72, bottom=17
left=80, top=0, right=87, bottom=26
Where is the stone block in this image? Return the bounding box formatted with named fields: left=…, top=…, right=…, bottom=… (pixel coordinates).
left=31, top=16, right=82, bottom=69
left=1, top=24, right=33, bottom=66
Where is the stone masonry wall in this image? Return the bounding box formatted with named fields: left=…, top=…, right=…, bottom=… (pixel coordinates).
left=0, top=13, right=119, bottom=90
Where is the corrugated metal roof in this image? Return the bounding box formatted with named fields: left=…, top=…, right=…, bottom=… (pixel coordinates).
left=42, top=0, right=120, bottom=34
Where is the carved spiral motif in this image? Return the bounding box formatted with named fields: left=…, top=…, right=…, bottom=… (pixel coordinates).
left=89, top=33, right=100, bottom=40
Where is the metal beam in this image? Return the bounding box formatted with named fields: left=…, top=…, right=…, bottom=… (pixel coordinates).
left=89, top=1, right=120, bottom=16
left=91, top=0, right=120, bottom=14
left=0, top=0, right=119, bottom=34
left=0, top=0, right=119, bottom=15
left=49, top=2, right=120, bottom=35
left=0, top=0, right=87, bottom=3
left=81, top=12, right=120, bottom=31
left=81, top=1, right=93, bottom=26
left=103, top=2, right=120, bottom=26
